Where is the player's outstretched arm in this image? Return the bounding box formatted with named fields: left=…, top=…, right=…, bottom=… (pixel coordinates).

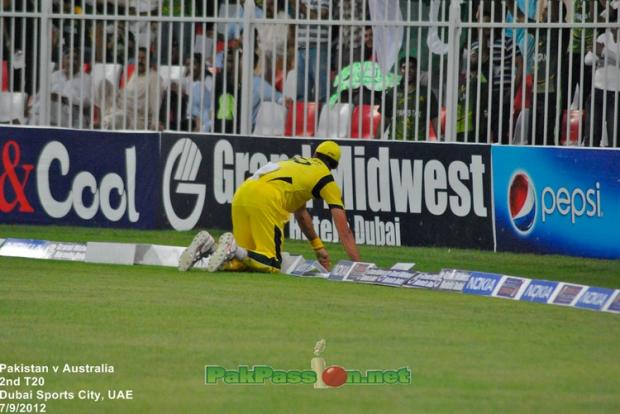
left=294, top=207, right=331, bottom=269
left=294, top=207, right=319, bottom=241
left=331, top=208, right=361, bottom=262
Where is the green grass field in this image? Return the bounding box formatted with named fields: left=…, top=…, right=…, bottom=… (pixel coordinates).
left=1, top=224, right=619, bottom=413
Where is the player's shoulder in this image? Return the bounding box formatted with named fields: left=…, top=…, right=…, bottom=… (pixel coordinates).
left=285, top=155, right=329, bottom=169
left=309, top=157, right=328, bottom=168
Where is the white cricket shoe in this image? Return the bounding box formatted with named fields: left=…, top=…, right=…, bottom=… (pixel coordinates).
left=207, top=232, right=237, bottom=272
left=178, top=231, right=216, bottom=271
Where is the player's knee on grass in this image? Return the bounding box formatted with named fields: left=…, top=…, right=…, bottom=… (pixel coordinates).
left=243, top=257, right=280, bottom=273
left=221, top=258, right=248, bottom=271
left=219, top=256, right=280, bottom=273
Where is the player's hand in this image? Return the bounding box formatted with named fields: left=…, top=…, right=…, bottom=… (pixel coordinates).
left=315, top=248, right=330, bottom=271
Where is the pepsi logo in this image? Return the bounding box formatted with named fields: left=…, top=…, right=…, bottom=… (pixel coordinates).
left=508, top=171, right=536, bottom=234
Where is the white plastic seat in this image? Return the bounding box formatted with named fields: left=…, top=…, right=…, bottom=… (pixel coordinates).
left=282, top=69, right=297, bottom=100
left=0, top=92, right=27, bottom=123
left=92, top=63, right=123, bottom=88
left=317, top=103, right=353, bottom=139
left=253, top=101, right=287, bottom=136
left=158, top=65, right=187, bottom=91
left=512, top=108, right=531, bottom=145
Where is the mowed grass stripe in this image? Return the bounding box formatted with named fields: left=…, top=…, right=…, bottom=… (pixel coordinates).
left=0, top=225, right=619, bottom=413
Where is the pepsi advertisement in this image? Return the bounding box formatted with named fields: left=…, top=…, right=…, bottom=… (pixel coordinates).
left=492, top=146, right=620, bottom=259
left=0, top=126, right=160, bottom=228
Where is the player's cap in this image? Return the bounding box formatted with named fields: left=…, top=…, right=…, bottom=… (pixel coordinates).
left=315, top=140, right=341, bottom=164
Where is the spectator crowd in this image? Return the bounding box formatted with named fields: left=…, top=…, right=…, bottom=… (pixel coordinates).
left=1, top=0, right=618, bottom=147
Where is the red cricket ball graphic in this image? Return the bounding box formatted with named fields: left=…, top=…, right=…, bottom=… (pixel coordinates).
left=322, top=365, right=347, bottom=387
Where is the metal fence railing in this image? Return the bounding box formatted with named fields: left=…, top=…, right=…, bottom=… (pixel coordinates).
left=0, top=0, right=618, bottom=147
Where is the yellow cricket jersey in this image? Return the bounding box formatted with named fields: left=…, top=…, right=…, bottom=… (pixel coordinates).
left=234, top=156, right=344, bottom=217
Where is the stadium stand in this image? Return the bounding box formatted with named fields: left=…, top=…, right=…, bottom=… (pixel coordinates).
left=282, top=70, right=298, bottom=101
left=1, top=60, right=7, bottom=91
left=316, top=103, right=354, bottom=139
left=0, top=0, right=616, bottom=145
left=561, top=109, right=587, bottom=146
left=284, top=101, right=319, bottom=137
left=253, top=101, right=287, bottom=136
left=158, top=65, right=188, bottom=91
left=350, top=104, right=382, bottom=139
left=118, top=64, right=136, bottom=89
left=0, top=91, right=27, bottom=124
left=92, top=63, right=123, bottom=91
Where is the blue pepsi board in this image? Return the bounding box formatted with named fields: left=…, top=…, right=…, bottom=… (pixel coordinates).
left=492, top=147, right=620, bottom=259
left=463, top=272, right=502, bottom=296
left=520, top=280, right=558, bottom=303
left=574, top=287, right=615, bottom=311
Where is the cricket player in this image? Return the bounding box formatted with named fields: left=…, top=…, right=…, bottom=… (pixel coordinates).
left=178, top=140, right=361, bottom=273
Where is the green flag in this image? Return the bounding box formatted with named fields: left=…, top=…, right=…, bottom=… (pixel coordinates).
left=330, top=61, right=402, bottom=106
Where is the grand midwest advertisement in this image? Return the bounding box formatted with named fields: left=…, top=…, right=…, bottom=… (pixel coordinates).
left=492, top=146, right=620, bottom=259
left=160, top=134, right=494, bottom=250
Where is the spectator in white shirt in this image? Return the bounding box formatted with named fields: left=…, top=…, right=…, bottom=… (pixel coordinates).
left=289, top=0, right=331, bottom=103
left=255, top=0, right=294, bottom=86
left=585, top=3, right=620, bottom=147
left=185, top=55, right=214, bottom=132
left=29, top=49, right=93, bottom=128
left=102, top=47, right=162, bottom=130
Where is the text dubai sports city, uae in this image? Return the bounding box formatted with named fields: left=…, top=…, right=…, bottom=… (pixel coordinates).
left=0, top=362, right=134, bottom=404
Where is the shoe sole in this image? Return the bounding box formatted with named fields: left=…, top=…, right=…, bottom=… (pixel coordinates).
left=178, top=231, right=214, bottom=271
left=207, top=232, right=234, bottom=272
